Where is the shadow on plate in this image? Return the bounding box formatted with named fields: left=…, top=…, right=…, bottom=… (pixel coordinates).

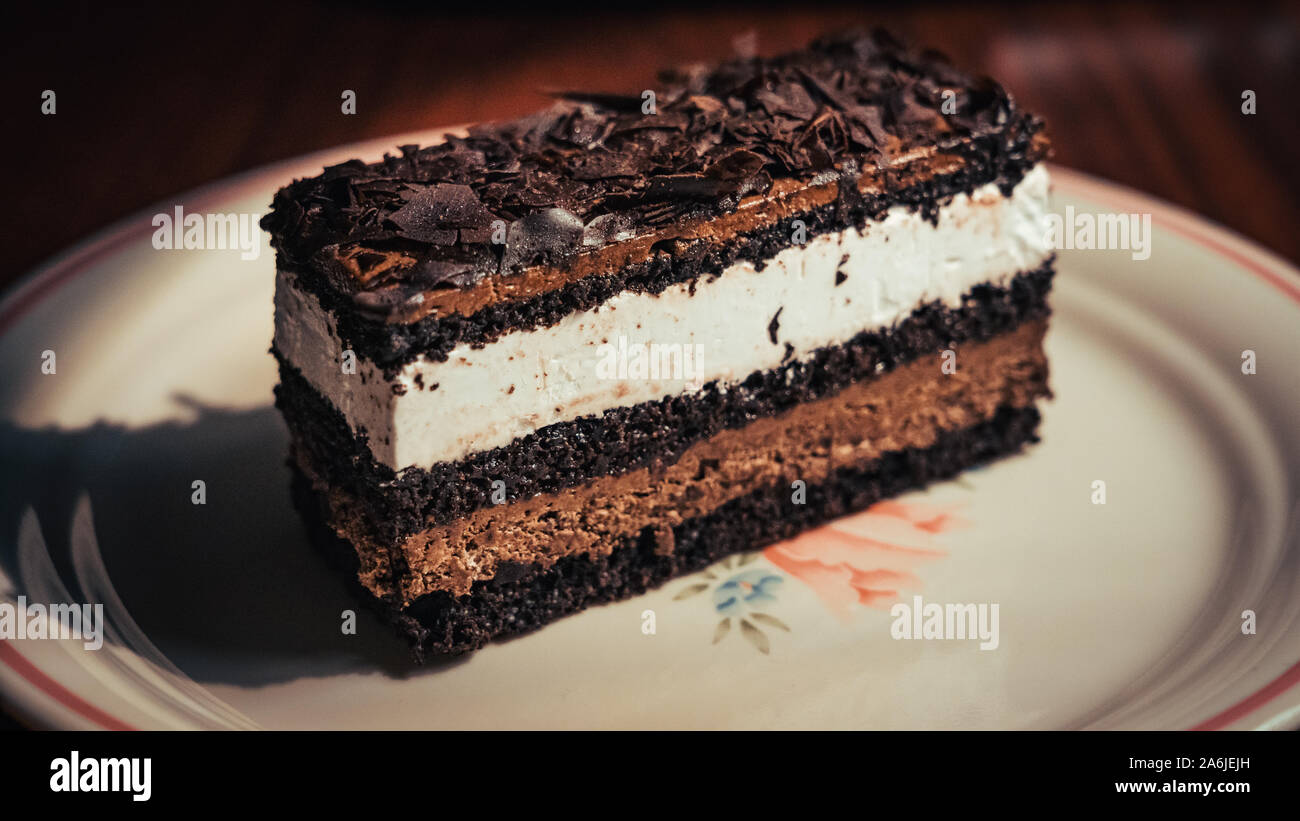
left=0, top=396, right=466, bottom=686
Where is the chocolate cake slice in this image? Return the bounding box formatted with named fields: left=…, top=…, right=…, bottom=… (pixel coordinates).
left=263, top=30, right=1054, bottom=659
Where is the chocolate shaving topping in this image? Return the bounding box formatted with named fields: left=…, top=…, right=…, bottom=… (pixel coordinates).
left=582, top=212, right=634, bottom=247
left=351, top=284, right=425, bottom=320
left=389, top=184, right=498, bottom=239
left=410, top=258, right=488, bottom=290
left=502, top=208, right=585, bottom=271
left=262, top=29, right=1045, bottom=320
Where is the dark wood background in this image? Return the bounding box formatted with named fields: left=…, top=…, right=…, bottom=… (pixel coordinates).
left=5, top=0, right=1299, bottom=288
left=0, top=0, right=1297, bottom=730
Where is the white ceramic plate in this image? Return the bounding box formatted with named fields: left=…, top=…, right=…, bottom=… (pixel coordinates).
left=1, top=132, right=1297, bottom=730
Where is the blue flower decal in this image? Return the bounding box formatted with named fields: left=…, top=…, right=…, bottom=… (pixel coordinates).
left=711, top=569, right=784, bottom=617
left=674, top=555, right=791, bottom=653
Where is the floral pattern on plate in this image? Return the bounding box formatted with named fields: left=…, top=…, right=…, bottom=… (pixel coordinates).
left=675, top=499, right=966, bottom=651
left=765, top=500, right=966, bottom=623
left=674, top=555, right=790, bottom=654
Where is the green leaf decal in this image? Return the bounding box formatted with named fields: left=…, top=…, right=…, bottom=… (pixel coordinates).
left=739, top=619, right=770, bottom=654
left=713, top=618, right=731, bottom=644
left=673, top=582, right=710, bottom=600
left=749, top=612, right=790, bottom=632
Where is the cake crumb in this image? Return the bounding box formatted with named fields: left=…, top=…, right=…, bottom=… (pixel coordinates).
left=652, top=525, right=676, bottom=555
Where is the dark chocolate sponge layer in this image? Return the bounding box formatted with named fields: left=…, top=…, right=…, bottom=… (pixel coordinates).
left=275, top=260, right=1054, bottom=544
left=292, top=404, right=1042, bottom=660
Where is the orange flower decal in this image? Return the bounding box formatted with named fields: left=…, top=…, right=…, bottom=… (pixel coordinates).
left=763, top=500, right=966, bottom=623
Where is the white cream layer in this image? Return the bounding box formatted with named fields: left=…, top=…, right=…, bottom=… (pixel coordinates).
left=274, top=163, right=1052, bottom=472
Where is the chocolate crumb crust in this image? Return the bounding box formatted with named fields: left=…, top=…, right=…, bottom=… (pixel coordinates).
left=275, top=260, right=1054, bottom=544
left=292, top=404, right=1043, bottom=659
left=262, top=29, right=1047, bottom=359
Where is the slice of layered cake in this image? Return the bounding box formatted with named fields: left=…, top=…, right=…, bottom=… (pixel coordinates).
left=264, top=30, right=1054, bottom=658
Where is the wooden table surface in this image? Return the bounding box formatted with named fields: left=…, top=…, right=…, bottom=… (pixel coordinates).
left=6, top=0, right=1299, bottom=289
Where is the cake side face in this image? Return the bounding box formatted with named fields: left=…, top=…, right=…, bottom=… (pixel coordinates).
left=267, top=30, right=1056, bottom=658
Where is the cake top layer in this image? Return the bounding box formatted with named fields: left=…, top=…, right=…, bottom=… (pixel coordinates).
left=262, top=29, right=1044, bottom=318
